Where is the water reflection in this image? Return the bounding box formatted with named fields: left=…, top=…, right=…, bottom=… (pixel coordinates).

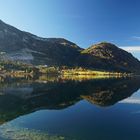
left=0, top=76, right=139, bottom=124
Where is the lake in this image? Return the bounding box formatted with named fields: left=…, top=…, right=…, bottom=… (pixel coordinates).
left=0, top=76, right=140, bottom=140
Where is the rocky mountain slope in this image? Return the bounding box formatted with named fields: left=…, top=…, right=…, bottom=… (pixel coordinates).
left=0, top=19, right=140, bottom=73
left=78, top=42, right=140, bottom=73
left=0, top=20, right=81, bottom=66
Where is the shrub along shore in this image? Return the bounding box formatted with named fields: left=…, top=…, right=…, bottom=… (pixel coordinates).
left=0, top=61, right=132, bottom=77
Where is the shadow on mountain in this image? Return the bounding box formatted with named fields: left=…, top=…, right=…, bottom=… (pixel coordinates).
left=0, top=76, right=139, bottom=124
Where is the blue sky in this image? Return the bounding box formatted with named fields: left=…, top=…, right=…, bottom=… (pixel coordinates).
left=0, top=0, right=140, bottom=59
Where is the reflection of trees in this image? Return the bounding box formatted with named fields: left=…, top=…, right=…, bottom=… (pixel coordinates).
left=0, top=77, right=139, bottom=124
left=81, top=78, right=140, bottom=106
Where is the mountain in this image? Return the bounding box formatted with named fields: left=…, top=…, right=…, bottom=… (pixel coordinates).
left=78, top=42, right=140, bottom=73
left=0, top=20, right=140, bottom=73
left=0, top=20, right=81, bottom=66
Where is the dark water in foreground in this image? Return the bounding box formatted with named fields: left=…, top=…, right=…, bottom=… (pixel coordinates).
left=0, top=76, right=140, bottom=140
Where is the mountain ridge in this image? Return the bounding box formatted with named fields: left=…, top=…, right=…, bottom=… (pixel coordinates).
left=78, top=42, right=140, bottom=73
left=0, top=19, right=140, bottom=73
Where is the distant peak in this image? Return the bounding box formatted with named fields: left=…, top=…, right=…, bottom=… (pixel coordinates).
left=91, top=42, right=118, bottom=50
left=81, top=41, right=123, bottom=59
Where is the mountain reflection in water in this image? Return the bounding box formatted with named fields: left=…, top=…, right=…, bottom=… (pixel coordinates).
left=0, top=75, right=139, bottom=124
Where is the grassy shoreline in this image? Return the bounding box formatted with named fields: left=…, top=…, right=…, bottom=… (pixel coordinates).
left=0, top=68, right=132, bottom=76
left=0, top=68, right=131, bottom=77
left=61, top=69, right=131, bottom=76
left=0, top=61, right=132, bottom=78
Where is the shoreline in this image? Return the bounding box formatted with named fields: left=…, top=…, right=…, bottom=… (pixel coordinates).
left=0, top=70, right=132, bottom=80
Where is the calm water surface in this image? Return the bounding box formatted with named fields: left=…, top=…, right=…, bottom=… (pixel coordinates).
left=0, top=76, right=140, bottom=140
